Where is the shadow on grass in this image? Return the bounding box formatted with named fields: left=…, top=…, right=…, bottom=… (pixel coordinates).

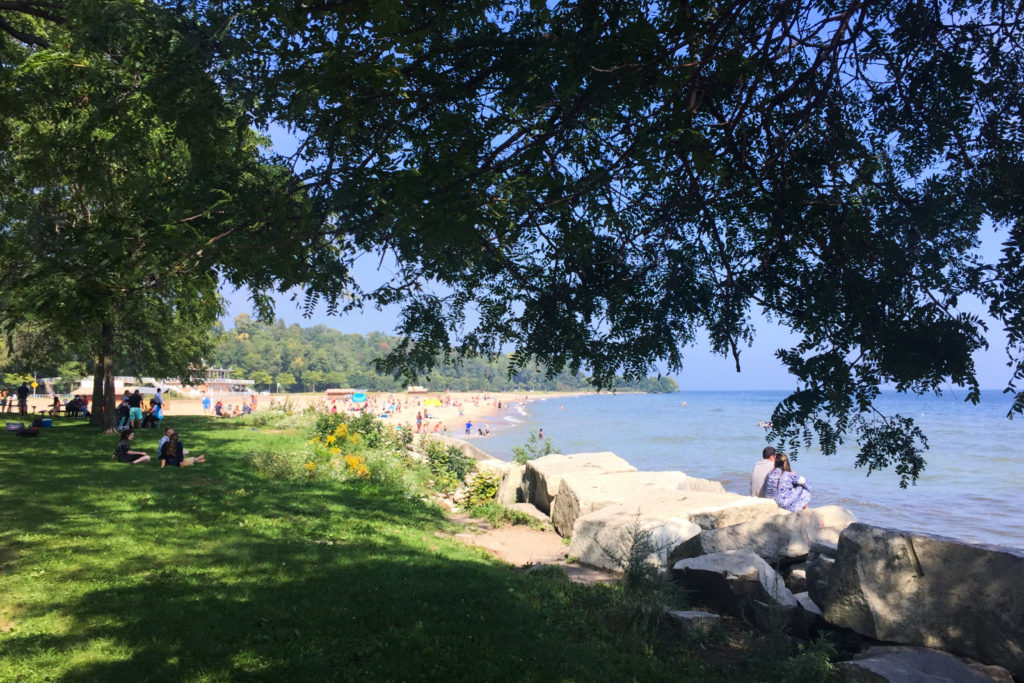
left=0, top=418, right=712, bottom=682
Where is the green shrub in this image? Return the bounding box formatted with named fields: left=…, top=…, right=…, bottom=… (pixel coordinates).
left=423, top=439, right=475, bottom=486
left=465, top=470, right=501, bottom=507
left=511, top=429, right=560, bottom=465
left=311, top=411, right=350, bottom=440
left=243, top=407, right=315, bottom=431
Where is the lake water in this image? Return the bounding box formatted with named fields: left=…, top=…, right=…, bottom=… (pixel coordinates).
left=467, top=390, right=1024, bottom=551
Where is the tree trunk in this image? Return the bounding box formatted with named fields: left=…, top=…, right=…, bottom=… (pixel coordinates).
left=90, top=352, right=104, bottom=428
left=100, top=322, right=117, bottom=434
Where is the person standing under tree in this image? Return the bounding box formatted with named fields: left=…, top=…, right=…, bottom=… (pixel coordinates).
left=16, top=381, right=30, bottom=416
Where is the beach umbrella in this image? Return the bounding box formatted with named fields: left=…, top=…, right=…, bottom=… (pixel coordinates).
left=352, top=392, right=367, bottom=403
left=424, top=398, right=442, bottom=407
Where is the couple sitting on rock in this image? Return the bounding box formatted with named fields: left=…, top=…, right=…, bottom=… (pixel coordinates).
left=750, top=446, right=811, bottom=512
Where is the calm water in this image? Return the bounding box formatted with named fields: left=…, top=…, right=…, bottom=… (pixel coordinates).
left=468, top=390, right=1024, bottom=550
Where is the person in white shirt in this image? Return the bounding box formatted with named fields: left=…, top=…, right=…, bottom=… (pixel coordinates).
left=750, top=446, right=777, bottom=497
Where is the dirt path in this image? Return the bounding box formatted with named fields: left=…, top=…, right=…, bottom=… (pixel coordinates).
left=446, top=512, right=619, bottom=585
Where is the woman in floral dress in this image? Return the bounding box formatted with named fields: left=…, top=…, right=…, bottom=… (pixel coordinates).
left=763, top=453, right=811, bottom=511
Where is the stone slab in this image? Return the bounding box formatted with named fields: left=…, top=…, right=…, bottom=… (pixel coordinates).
left=550, top=470, right=725, bottom=537
left=524, top=452, right=636, bottom=514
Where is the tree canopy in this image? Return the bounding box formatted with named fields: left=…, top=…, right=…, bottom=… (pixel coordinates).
left=189, top=0, right=1024, bottom=485
left=3, top=1, right=1023, bottom=482
left=0, top=0, right=349, bottom=429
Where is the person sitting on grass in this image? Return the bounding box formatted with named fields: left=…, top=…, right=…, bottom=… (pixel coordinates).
left=159, top=429, right=207, bottom=467
left=111, top=429, right=150, bottom=464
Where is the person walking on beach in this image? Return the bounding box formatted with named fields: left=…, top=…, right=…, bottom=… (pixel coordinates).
left=202, top=394, right=211, bottom=414
left=465, top=420, right=472, bottom=435
left=750, top=446, right=776, bottom=497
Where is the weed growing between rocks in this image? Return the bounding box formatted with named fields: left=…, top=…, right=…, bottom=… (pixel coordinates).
left=511, top=429, right=560, bottom=464
left=465, top=500, right=545, bottom=529
left=422, top=439, right=475, bottom=494
left=464, top=470, right=501, bottom=507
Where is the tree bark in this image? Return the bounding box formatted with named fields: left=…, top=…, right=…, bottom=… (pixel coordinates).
left=100, top=321, right=117, bottom=434
left=90, top=352, right=104, bottom=428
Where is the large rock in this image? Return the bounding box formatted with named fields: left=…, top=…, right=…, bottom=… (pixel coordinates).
left=820, top=523, right=1024, bottom=679
left=672, top=550, right=798, bottom=621
left=496, top=464, right=526, bottom=504
left=837, top=646, right=1014, bottom=683
left=568, top=505, right=701, bottom=572
left=674, top=505, right=857, bottom=565
left=524, top=452, right=636, bottom=514
left=805, top=540, right=837, bottom=605
left=474, top=458, right=510, bottom=478
left=550, top=470, right=725, bottom=537
left=567, top=491, right=778, bottom=572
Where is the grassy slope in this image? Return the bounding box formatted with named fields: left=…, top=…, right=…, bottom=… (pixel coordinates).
left=0, top=416, right=727, bottom=682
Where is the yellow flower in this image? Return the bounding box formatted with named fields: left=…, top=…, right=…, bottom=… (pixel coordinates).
left=304, top=461, right=316, bottom=471
left=344, top=455, right=370, bottom=478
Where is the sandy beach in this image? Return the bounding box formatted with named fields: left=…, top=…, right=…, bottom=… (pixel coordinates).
left=86, top=390, right=582, bottom=438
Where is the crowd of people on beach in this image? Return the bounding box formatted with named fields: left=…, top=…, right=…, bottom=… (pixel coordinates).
left=750, top=446, right=812, bottom=511
left=202, top=393, right=256, bottom=418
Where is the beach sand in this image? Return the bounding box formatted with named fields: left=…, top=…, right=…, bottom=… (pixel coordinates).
left=117, top=390, right=578, bottom=438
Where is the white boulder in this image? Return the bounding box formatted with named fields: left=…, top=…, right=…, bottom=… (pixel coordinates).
left=568, top=491, right=778, bottom=572
left=837, top=646, right=1014, bottom=683
left=550, top=470, right=725, bottom=537
left=674, top=505, right=857, bottom=565
left=524, top=452, right=636, bottom=514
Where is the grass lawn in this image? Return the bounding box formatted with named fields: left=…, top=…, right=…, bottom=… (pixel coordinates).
left=0, top=415, right=747, bottom=682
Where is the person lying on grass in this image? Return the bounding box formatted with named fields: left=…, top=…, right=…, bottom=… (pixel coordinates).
left=111, top=429, right=150, bottom=464
left=158, top=429, right=207, bottom=468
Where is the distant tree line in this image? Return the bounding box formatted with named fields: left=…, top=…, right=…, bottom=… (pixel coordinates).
left=212, top=315, right=678, bottom=394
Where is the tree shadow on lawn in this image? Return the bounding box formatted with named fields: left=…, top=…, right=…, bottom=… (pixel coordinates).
left=0, top=419, right=707, bottom=681
left=1, top=532, right=687, bottom=682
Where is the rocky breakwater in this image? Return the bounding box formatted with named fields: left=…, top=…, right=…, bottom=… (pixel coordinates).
left=811, top=523, right=1024, bottom=680
left=496, top=450, right=1021, bottom=679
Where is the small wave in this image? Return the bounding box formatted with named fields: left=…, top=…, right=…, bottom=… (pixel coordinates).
left=504, top=416, right=522, bottom=424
